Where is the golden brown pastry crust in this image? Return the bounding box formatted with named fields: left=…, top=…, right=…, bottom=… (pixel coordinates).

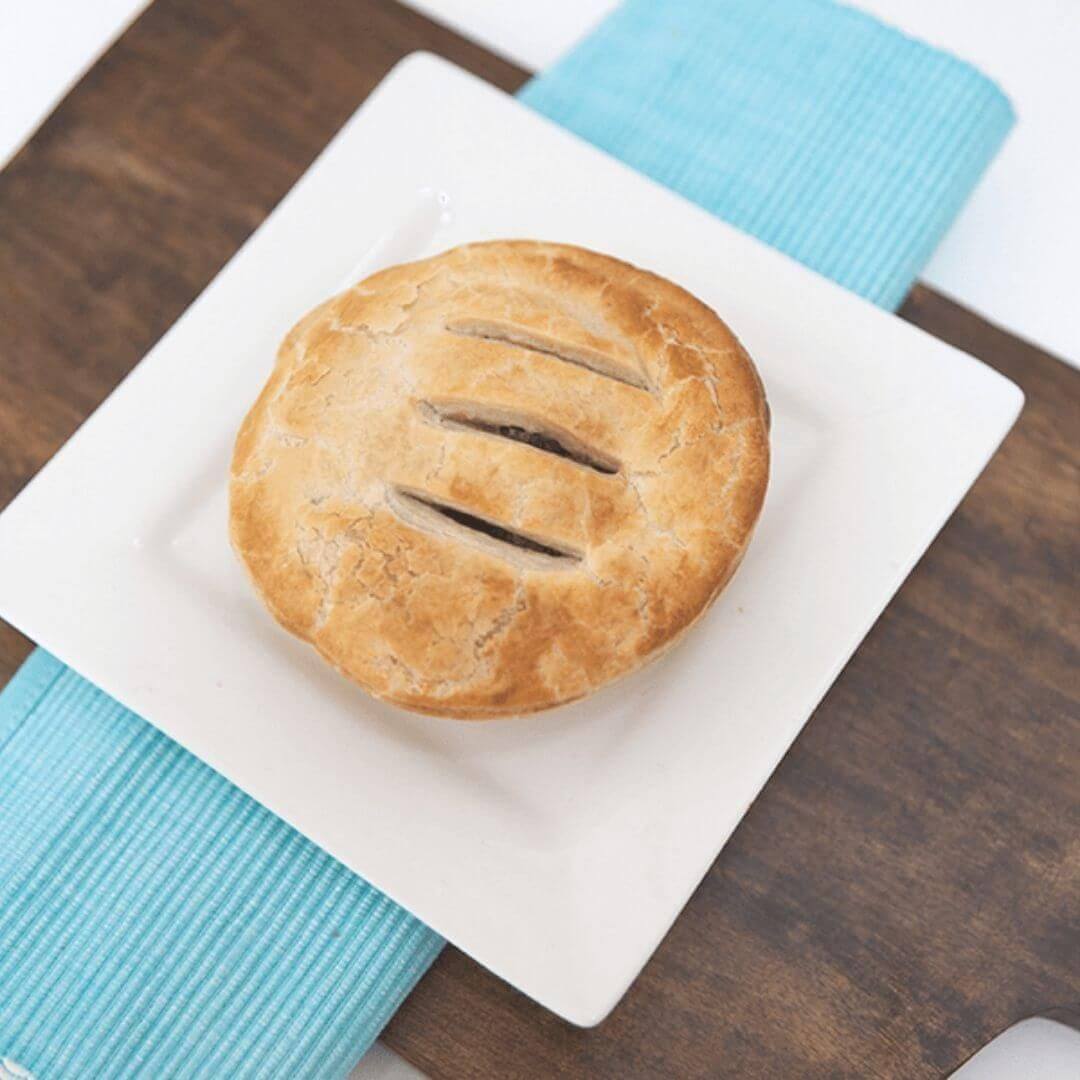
left=229, top=241, right=769, bottom=718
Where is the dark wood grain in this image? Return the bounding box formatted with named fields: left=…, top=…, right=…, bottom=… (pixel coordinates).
left=0, top=1, right=1076, bottom=1076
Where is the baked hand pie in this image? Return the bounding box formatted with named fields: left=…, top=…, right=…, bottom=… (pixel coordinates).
left=229, top=241, right=769, bottom=718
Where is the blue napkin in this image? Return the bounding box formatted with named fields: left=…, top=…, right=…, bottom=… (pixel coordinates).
left=0, top=2, right=1012, bottom=1076
left=521, top=0, right=1014, bottom=309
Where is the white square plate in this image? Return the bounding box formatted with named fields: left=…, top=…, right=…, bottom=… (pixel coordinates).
left=0, top=55, right=1022, bottom=1025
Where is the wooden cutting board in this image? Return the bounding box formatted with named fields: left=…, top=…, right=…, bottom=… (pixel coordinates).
left=0, top=1, right=1076, bottom=1075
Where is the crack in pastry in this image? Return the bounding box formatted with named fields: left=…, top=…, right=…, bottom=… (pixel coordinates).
left=229, top=240, right=769, bottom=719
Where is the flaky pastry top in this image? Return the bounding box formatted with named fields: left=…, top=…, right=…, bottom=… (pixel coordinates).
left=230, top=241, right=769, bottom=717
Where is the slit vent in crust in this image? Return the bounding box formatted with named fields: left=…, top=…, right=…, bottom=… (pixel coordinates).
left=388, top=485, right=583, bottom=570
left=418, top=400, right=620, bottom=475
left=446, top=317, right=653, bottom=393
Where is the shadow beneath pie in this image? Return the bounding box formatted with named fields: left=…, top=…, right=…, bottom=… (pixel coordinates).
left=346, top=612, right=731, bottom=847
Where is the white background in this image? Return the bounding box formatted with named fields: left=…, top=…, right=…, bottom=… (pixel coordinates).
left=1, top=2, right=1076, bottom=1077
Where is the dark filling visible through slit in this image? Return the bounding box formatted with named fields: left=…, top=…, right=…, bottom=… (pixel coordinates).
left=419, top=401, right=621, bottom=475
left=472, top=419, right=617, bottom=474
left=406, top=492, right=577, bottom=560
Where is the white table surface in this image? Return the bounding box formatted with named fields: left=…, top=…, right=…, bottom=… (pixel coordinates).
left=0, top=1, right=151, bottom=169
left=347, top=1042, right=424, bottom=1080
left=1, top=1, right=1076, bottom=1077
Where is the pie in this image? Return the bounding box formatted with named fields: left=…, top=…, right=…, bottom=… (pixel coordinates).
left=229, top=240, right=769, bottom=718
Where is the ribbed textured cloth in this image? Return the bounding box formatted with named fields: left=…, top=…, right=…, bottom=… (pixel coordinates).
left=520, top=0, right=1014, bottom=310
left=0, top=3, right=1012, bottom=1077
left=0, top=652, right=442, bottom=1078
